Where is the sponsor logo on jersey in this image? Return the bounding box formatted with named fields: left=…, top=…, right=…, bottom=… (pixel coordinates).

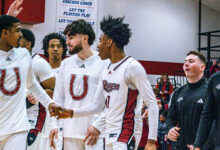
left=177, top=97, right=183, bottom=103
left=197, top=98, right=203, bottom=104
left=103, top=80, right=120, bottom=92
left=79, top=64, right=85, bottom=68
left=216, top=84, right=220, bottom=90
left=6, top=57, right=11, bottom=61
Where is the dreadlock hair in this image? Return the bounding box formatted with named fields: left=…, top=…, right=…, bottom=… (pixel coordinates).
left=100, top=15, right=132, bottom=49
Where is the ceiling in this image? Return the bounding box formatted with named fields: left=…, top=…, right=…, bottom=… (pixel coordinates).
left=198, top=0, right=220, bottom=13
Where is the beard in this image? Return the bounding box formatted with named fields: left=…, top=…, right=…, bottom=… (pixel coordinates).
left=69, top=42, right=83, bottom=55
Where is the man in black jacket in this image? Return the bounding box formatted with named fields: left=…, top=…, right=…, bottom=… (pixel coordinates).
left=166, top=51, right=208, bottom=150
left=189, top=71, right=220, bottom=150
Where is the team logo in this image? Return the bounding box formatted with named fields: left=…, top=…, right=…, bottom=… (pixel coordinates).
left=69, top=74, right=89, bottom=100
left=103, top=80, right=120, bottom=92
left=6, top=57, right=11, bottom=61
left=197, top=98, right=203, bottom=104
left=109, top=133, right=117, bottom=138
left=79, top=64, right=85, bottom=68
left=177, top=97, right=183, bottom=103
left=216, top=84, right=220, bottom=90
left=0, top=68, right=21, bottom=95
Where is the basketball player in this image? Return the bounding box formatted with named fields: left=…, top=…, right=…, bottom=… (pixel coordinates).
left=0, top=15, right=62, bottom=150
left=51, top=19, right=107, bottom=150
left=19, top=28, right=56, bottom=150
left=42, top=32, right=67, bottom=150
left=58, top=16, right=159, bottom=150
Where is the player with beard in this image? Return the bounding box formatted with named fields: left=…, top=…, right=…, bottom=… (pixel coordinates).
left=0, top=15, right=63, bottom=150
left=51, top=20, right=107, bottom=150
left=57, top=16, right=159, bottom=150
left=42, top=32, right=67, bottom=150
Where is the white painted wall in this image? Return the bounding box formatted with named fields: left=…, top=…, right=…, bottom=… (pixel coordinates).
left=21, top=0, right=220, bottom=83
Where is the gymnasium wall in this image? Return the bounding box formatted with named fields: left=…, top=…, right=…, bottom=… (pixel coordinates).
left=21, top=0, right=220, bottom=84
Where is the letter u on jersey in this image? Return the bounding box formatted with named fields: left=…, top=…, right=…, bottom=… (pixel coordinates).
left=0, top=68, right=21, bottom=95
left=69, top=74, right=89, bottom=100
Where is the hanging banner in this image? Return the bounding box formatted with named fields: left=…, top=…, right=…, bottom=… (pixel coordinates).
left=56, top=0, right=97, bottom=35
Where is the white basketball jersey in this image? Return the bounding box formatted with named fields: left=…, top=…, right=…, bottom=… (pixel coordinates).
left=102, top=56, right=139, bottom=144
left=27, top=54, right=54, bottom=130
left=0, top=48, right=31, bottom=139
left=53, top=52, right=107, bottom=138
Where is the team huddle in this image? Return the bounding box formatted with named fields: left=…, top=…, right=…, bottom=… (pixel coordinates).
left=0, top=1, right=159, bottom=149
left=3, top=0, right=220, bottom=150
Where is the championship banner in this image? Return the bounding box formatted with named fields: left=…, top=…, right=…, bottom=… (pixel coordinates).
left=56, top=0, right=97, bottom=35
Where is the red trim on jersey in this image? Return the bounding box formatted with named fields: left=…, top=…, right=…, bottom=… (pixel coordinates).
left=0, top=68, right=21, bottom=95
left=113, top=56, right=131, bottom=71
left=118, top=89, right=138, bottom=143
left=35, top=103, right=46, bottom=132
left=69, top=75, right=89, bottom=100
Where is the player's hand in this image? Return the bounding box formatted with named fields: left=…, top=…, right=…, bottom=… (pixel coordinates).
left=144, top=139, right=156, bottom=150
left=167, top=127, right=180, bottom=141
left=48, top=102, right=63, bottom=117
left=142, top=109, right=148, bottom=118
left=164, top=135, right=168, bottom=142
left=57, top=108, right=74, bottom=119
left=7, top=0, right=23, bottom=17
left=49, top=128, right=58, bottom=149
left=27, top=93, right=37, bottom=104
left=187, top=145, right=200, bottom=150
left=84, top=126, right=100, bottom=145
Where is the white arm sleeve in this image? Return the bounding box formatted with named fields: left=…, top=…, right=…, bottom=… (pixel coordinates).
left=26, top=56, right=54, bottom=109
left=74, top=77, right=105, bottom=117
left=53, top=61, right=65, bottom=107
left=92, top=108, right=107, bottom=133
left=125, top=61, right=159, bottom=141
left=32, top=55, right=54, bottom=82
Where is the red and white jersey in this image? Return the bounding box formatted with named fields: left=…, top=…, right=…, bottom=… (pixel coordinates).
left=74, top=56, right=158, bottom=144
left=102, top=56, right=158, bottom=144
left=53, top=52, right=107, bottom=138
left=27, top=53, right=54, bottom=128
left=0, top=48, right=53, bottom=139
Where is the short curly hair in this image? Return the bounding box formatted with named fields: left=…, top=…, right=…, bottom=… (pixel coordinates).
left=42, top=33, right=67, bottom=60
left=100, top=15, right=132, bottom=49
left=21, top=28, right=35, bottom=48
left=0, top=15, right=20, bottom=37
left=63, top=19, right=95, bottom=45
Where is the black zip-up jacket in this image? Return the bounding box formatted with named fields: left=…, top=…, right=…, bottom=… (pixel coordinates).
left=194, top=72, right=220, bottom=149
left=166, top=77, right=208, bottom=150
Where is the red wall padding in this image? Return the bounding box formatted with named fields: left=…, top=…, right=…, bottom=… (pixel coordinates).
left=3, top=0, right=45, bottom=24
left=139, top=60, right=183, bottom=76
left=0, top=0, right=2, bottom=15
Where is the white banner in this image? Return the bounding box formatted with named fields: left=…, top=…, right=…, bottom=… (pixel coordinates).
left=56, top=0, right=97, bottom=35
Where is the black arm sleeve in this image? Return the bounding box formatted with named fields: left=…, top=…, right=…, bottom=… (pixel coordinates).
left=194, top=78, right=216, bottom=148
left=166, top=92, right=178, bottom=133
